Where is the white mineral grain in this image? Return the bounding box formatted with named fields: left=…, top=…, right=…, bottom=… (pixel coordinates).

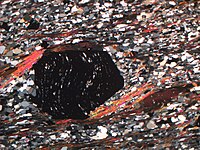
left=160, top=59, right=167, bottom=66
left=72, top=39, right=81, bottom=44
left=193, top=67, right=200, bottom=73
left=15, top=120, right=28, bottom=125
left=187, top=57, right=194, bottom=63
left=178, top=115, right=186, bottom=123
left=27, top=79, right=34, bottom=86
left=54, top=40, right=63, bottom=45
left=146, top=120, right=157, bottom=129
left=104, top=46, right=116, bottom=54
left=138, top=37, right=145, bottom=43
left=139, top=77, right=144, bottom=82
left=169, top=62, right=177, bottom=68
left=14, top=104, right=20, bottom=110
left=19, top=113, right=32, bottom=118
left=50, top=135, right=56, bottom=140
left=35, top=46, right=42, bottom=51
left=111, top=132, right=117, bottom=137
left=71, top=5, right=79, bottom=13
left=37, top=0, right=44, bottom=2
left=0, top=46, right=6, bottom=54
left=169, top=1, right=176, bottom=6
left=11, top=60, right=19, bottom=66
left=192, top=86, right=200, bottom=94
left=189, top=106, right=198, bottom=110
left=104, top=2, right=112, bottom=7
left=16, top=109, right=26, bottom=115
left=171, top=117, right=179, bottom=123
left=137, top=12, right=152, bottom=21
left=120, top=1, right=127, bottom=7
left=79, top=0, right=90, bottom=4
left=61, top=147, right=68, bottom=150
left=90, top=126, right=108, bottom=140
left=5, top=57, right=11, bottom=63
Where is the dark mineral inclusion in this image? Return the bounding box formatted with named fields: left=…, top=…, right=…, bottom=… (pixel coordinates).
left=32, top=46, right=124, bottom=119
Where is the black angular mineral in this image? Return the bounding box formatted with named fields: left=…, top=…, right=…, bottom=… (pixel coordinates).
left=27, top=19, right=40, bottom=30
left=0, top=22, right=10, bottom=31
left=32, top=44, right=124, bottom=119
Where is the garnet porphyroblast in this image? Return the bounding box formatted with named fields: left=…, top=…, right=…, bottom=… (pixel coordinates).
left=32, top=43, right=124, bottom=119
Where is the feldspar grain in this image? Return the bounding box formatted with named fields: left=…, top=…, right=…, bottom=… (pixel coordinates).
left=0, top=46, right=5, bottom=54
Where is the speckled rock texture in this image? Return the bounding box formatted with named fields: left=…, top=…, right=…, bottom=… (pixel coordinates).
left=0, top=0, right=199, bottom=149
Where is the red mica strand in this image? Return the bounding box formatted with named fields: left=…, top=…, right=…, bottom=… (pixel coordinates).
left=56, top=119, right=73, bottom=125
left=90, top=84, right=192, bottom=119
left=0, top=49, right=44, bottom=88
left=90, top=84, right=154, bottom=119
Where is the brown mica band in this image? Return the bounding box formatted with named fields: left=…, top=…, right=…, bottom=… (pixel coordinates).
left=89, top=82, right=200, bottom=120
left=46, top=41, right=103, bottom=53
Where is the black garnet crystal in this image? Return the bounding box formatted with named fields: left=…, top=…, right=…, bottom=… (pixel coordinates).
left=32, top=43, right=124, bottom=119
